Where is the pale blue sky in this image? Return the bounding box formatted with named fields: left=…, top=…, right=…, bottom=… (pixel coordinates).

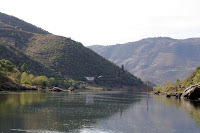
left=0, top=0, right=200, bottom=46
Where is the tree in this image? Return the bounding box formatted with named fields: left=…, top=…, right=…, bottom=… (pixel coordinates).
left=20, top=72, right=28, bottom=84
left=121, top=65, right=125, bottom=74
left=32, top=76, right=49, bottom=88
left=21, top=63, right=28, bottom=72
left=118, top=70, right=121, bottom=77
left=48, top=77, right=55, bottom=86
left=196, top=66, right=200, bottom=71
left=28, top=74, right=35, bottom=82
left=164, top=81, right=173, bottom=90
left=176, top=79, right=180, bottom=83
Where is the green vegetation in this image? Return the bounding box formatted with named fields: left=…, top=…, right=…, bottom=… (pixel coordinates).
left=0, top=59, right=85, bottom=90
left=0, top=44, right=60, bottom=79
left=0, top=59, right=21, bottom=83
left=153, top=66, right=200, bottom=94
left=21, top=63, right=28, bottom=72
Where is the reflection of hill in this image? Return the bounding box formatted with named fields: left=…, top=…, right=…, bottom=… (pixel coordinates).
left=0, top=92, right=47, bottom=113
left=0, top=91, right=142, bottom=132
left=154, top=95, right=200, bottom=124
left=181, top=100, right=200, bottom=124
left=0, top=92, right=48, bottom=132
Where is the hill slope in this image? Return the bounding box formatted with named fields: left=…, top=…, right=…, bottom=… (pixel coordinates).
left=153, top=66, right=200, bottom=94
left=0, top=44, right=60, bottom=78
left=88, top=37, right=200, bottom=84
left=0, top=12, right=49, bottom=34
left=0, top=12, right=144, bottom=88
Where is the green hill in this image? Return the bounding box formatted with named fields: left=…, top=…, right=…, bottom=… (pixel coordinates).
left=0, top=12, right=144, bottom=89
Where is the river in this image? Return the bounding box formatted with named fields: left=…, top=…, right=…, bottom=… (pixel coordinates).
left=0, top=90, right=200, bottom=133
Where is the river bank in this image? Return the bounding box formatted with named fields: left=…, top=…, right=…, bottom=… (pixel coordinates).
left=153, top=83, right=200, bottom=100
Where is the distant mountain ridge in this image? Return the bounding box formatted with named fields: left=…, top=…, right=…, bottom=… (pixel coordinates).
left=0, top=12, right=144, bottom=88
left=88, top=37, right=200, bottom=84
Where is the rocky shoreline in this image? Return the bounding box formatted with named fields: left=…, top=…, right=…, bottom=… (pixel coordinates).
left=154, top=84, right=200, bottom=100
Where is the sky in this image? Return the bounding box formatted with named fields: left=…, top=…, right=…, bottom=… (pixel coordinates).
left=0, top=0, right=200, bottom=46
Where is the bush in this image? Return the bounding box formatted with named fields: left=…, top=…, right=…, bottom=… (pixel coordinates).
left=32, top=76, right=49, bottom=88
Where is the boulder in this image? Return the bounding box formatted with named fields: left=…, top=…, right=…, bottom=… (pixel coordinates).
left=154, top=91, right=160, bottom=95
left=166, top=94, right=171, bottom=98
left=181, top=84, right=200, bottom=100
left=68, top=87, right=75, bottom=91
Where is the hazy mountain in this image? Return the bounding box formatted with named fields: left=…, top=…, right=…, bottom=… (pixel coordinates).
left=0, top=12, right=144, bottom=87
left=88, top=37, right=200, bottom=84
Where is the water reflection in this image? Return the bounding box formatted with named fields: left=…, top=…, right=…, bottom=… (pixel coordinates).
left=181, top=100, right=200, bottom=124
left=0, top=91, right=48, bottom=132
left=0, top=91, right=142, bottom=133
left=88, top=94, right=200, bottom=133
left=147, top=94, right=149, bottom=112
left=153, top=95, right=200, bottom=124
left=0, top=91, right=200, bottom=133
left=0, top=91, right=47, bottom=114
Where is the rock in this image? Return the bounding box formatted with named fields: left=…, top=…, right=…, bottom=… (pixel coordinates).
left=181, top=84, right=200, bottom=100
left=171, top=93, right=177, bottom=96
left=68, top=87, right=75, bottom=91
left=166, top=93, right=182, bottom=99
left=154, top=91, right=160, bottom=95
left=166, top=94, right=171, bottom=98
left=176, top=93, right=182, bottom=99
left=49, top=87, right=63, bottom=92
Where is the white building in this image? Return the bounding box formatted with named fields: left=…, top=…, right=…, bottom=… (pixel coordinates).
left=85, top=77, right=95, bottom=81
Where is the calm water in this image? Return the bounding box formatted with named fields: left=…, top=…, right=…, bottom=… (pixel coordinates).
left=0, top=90, right=200, bottom=133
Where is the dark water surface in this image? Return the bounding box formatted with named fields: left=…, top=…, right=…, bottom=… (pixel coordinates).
left=0, top=90, right=200, bottom=133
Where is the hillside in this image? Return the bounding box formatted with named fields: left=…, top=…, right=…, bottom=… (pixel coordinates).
left=153, top=66, right=200, bottom=94
left=0, top=59, right=67, bottom=90
left=0, top=12, right=49, bottom=34
left=181, top=66, right=200, bottom=89
left=0, top=12, right=144, bottom=88
left=0, top=44, right=60, bottom=78
left=88, top=37, right=200, bottom=84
